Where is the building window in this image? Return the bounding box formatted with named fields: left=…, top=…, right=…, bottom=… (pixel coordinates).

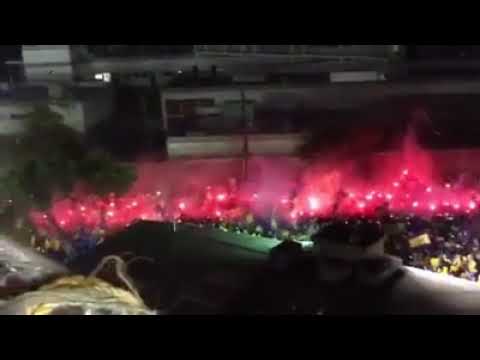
left=94, top=72, right=112, bottom=83
left=10, top=113, right=29, bottom=120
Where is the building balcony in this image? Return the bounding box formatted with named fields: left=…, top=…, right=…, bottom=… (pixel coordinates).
left=194, top=45, right=394, bottom=60
left=79, top=45, right=395, bottom=61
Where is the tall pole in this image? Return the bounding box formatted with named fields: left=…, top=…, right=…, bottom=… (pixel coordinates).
left=241, top=88, right=249, bottom=182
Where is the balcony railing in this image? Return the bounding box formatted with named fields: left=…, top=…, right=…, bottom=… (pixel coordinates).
left=86, top=46, right=195, bottom=58
left=194, top=45, right=393, bottom=59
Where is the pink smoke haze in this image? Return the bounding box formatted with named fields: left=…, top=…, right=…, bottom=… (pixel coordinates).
left=27, top=128, right=480, bottom=236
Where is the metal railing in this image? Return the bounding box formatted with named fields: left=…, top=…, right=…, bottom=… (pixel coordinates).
left=86, top=45, right=195, bottom=58
left=194, top=45, right=393, bottom=59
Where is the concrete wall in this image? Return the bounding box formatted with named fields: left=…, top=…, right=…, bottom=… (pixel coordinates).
left=167, top=136, right=245, bottom=158
left=24, top=64, right=74, bottom=83
left=0, top=100, right=102, bottom=136
left=80, top=90, right=114, bottom=130
left=0, top=102, right=31, bottom=135
left=22, top=45, right=74, bottom=82
left=167, top=134, right=309, bottom=158
left=22, top=45, right=72, bottom=65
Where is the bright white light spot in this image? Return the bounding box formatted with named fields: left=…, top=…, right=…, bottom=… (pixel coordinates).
left=403, top=169, right=409, bottom=176
left=358, top=202, right=366, bottom=209
left=131, top=201, right=138, bottom=207
left=179, top=202, right=186, bottom=211
left=393, top=182, right=400, bottom=188
left=426, top=187, right=433, bottom=193
left=95, top=72, right=111, bottom=82
left=412, top=202, right=419, bottom=208
left=156, top=191, right=162, bottom=196
left=454, top=204, right=461, bottom=210
left=308, top=197, right=320, bottom=211
left=445, top=183, right=452, bottom=189
left=406, top=266, right=480, bottom=290
left=386, top=194, right=394, bottom=200
left=280, top=198, right=289, bottom=205
left=80, top=206, right=86, bottom=212
left=300, top=241, right=314, bottom=250
left=429, top=204, right=437, bottom=211
left=366, top=194, right=373, bottom=201
left=215, top=211, right=222, bottom=217
left=60, top=220, right=66, bottom=226
left=216, top=194, right=227, bottom=202
left=106, top=211, right=115, bottom=217
left=469, top=201, right=477, bottom=210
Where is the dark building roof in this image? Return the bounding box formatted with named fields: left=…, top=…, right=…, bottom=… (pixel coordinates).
left=0, top=46, right=22, bottom=83
left=407, top=45, right=480, bottom=60
left=0, top=46, right=21, bottom=62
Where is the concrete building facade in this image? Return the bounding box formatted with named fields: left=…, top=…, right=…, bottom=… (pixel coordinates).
left=0, top=95, right=114, bottom=136
left=15, top=45, right=401, bottom=84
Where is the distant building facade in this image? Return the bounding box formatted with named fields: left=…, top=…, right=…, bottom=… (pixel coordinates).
left=13, top=45, right=401, bottom=84
left=19, top=45, right=480, bottom=85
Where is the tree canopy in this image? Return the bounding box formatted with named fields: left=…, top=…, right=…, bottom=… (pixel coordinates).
left=0, top=104, right=137, bottom=217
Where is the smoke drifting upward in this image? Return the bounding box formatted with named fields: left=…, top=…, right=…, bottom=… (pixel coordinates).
left=127, top=116, right=439, bottom=209
left=401, top=123, right=434, bottom=182
left=28, top=124, right=480, bottom=236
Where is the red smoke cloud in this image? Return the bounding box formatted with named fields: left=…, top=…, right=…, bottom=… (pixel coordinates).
left=28, top=123, right=480, bottom=236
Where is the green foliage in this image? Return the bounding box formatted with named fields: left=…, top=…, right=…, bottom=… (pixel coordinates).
left=79, top=151, right=137, bottom=197
left=0, top=169, right=34, bottom=213
left=18, top=105, right=85, bottom=162
left=0, top=105, right=137, bottom=216
left=2, top=105, right=85, bottom=211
